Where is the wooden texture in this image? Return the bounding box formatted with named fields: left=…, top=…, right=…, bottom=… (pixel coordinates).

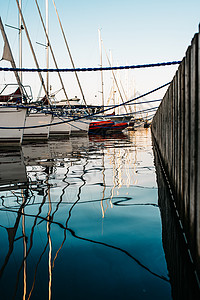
left=151, top=28, right=200, bottom=277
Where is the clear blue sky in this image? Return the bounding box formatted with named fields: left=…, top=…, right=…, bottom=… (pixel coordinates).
left=0, top=0, right=200, bottom=105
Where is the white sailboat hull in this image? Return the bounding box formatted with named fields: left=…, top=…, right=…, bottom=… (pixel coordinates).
left=69, top=118, right=90, bottom=135
left=23, top=113, right=51, bottom=141
left=0, top=105, right=26, bottom=145
left=49, top=116, right=71, bottom=137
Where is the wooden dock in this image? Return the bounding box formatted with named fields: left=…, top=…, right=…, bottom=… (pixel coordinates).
left=151, top=25, right=200, bottom=278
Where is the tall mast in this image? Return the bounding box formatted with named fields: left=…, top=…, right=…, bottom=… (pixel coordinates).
left=110, top=50, right=115, bottom=114
left=19, top=0, right=22, bottom=83
left=35, top=0, right=70, bottom=104
left=102, top=41, right=128, bottom=114
left=98, top=29, right=104, bottom=111
left=15, top=0, right=50, bottom=104
left=46, top=0, right=49, bottom=96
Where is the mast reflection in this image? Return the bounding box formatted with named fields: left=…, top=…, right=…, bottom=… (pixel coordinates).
left=0, top=131, right=171, bottom=299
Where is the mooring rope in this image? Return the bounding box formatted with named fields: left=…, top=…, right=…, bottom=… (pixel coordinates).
left=0, top=61, right=181, bottom=73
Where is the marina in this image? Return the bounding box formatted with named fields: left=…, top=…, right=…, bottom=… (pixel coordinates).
left=1, top=1, right=200, bottom=299
left=0, top=0, right=150, bottom=145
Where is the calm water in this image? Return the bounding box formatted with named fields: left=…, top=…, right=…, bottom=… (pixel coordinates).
left=0, top=128, right=172, bottom=299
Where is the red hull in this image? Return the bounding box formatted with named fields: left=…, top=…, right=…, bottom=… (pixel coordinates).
left=89, top=120, right=114, bottom=133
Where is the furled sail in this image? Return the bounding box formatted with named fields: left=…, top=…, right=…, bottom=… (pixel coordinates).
left=0, top=17, right=15, bottom=63
left=0, top=17, right=22, bottom=89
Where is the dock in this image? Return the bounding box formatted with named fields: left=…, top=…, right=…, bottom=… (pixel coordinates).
left=151, top=25, right=200, bottom=280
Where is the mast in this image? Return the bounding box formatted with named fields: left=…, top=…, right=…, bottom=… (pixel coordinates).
left=22, top=190, right=27, bottom=300
left=98, top=29, right=104, bottom=112
left=47, top=183, right=52, bottom=300
left=15, top=0, right=50, bottom=104
left=102, top=41, right=128, bottom=114
left=51, top=0, right=88, bottom=108
left=110, top=50, right=115, bottom=114
left=46, top=0, right=49, bottom=96
left=34, top=0, right=70, bottom=104
left=19, top=0, right=22, bottom=83
left=119, top=76, right=132, bottom=114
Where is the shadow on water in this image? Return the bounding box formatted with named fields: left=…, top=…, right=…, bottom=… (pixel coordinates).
left=153, top=142, right=200, bottom=300
left=0, top=130, right=176, bottom=299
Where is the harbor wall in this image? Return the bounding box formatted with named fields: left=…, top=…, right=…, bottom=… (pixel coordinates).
left=151, top=25, right=200, bottom=277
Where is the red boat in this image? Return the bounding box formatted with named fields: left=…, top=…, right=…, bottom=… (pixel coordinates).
left=89, top=120, right=114, bottom=134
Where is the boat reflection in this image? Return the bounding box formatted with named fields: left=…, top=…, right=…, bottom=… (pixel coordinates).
left=0, top=147, right=28, bottom=191
left=0, top=130, right=172, bottom=299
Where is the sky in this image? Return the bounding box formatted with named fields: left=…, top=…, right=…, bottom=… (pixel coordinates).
left=0, top=0, right=200, bottom=109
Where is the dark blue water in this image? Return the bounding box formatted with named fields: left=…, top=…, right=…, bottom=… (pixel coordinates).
left=0, top=129, right=172, bottom=299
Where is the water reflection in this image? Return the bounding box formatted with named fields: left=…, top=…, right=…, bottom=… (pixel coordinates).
left=0, top=129, right=172, bottom=299
left=0, top=147, right=27, bottom=191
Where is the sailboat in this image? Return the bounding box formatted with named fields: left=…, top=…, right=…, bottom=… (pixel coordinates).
left=0, top=4, right=52, bottom=144
left=15, top=0, right=55, bottom=142
left=34, top=0, right=90, bottom=137
left=91, top=30, right=130, bottom=135
left=48, top=0, right=125, bottom=136
left=0, top=17, right=27, bottom=145
left=25, top=0, right=114, bottom=137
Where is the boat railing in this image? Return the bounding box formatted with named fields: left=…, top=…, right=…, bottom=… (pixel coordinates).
left=0, top=83, right=33, bottom=104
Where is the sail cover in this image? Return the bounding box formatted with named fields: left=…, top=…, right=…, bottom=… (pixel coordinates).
left=0, top=17, right=13, bottom=62
left=0, top=17, right=22, bottom=89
